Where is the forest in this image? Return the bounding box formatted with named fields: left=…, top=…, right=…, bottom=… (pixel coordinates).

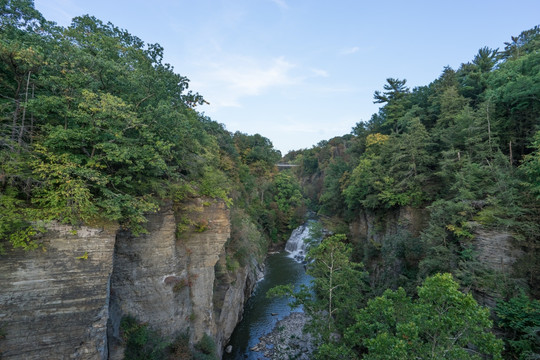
left=280, top=26, right=540, bottom=359
left=1, top=0, right=540, bottom=359
left=0, top=0, right=305, bottom=254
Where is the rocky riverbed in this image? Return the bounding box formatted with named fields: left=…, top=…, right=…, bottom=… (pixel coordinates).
left=251, top=312, right=315, bottom=359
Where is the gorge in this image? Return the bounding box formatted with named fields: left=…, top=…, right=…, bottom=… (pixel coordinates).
left=1, top=2, right=540, bottom=359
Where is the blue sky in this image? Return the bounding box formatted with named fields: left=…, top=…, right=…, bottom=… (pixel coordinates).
left=34, top=0, right=540, bottom=154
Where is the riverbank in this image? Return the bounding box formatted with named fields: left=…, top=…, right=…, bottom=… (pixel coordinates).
left=252, top=312, right=315, bottom=360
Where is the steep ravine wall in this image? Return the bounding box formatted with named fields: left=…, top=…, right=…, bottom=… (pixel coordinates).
left=348, top=206, right=524, bottom=301
left=349, top=206, right=428, bottom=243
left=0, top=223, right=117, bottom=359
left=108, top=199, right=259, bottom=359
left=1, top=199, right=260, bottom=359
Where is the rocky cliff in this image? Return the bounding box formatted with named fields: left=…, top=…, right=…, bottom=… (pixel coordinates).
left=348, top=206, right=524, bottom=300
left=108, top=199, right=259, bottom=359
left=1, top=199, right=260, bottom=359
left=349, top=206, right=428, bottom=243
left=0, top=223, right=116, bottom=359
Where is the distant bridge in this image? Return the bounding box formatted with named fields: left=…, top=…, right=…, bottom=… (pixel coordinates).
left=276, top=163, right=299, bottom=169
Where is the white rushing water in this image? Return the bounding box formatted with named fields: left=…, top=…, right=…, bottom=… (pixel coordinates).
left=285, top=221, right=313, bottom=262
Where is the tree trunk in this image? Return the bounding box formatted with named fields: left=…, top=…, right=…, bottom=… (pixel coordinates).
left=18, top=71, right=31, bottom=146
left=10, top=79, right=22, bottom=144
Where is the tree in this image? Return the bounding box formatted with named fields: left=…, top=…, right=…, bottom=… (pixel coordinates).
left=373, top=78, right=409, bottom=104
left=307, top=234, right=368, bottom=335
left=271, top=171, right=305, bottom=234
left=496, top=292, right=540, bottom=359
left=500, top=26, right=540, bottom=60
left=487, top=48, right=540, bottom=160
left=346, top=273, right=503, bottom=359
left=521, top=130, right=540, bottom=199
left=458, top=47, right=498, bottom=103
left=268, top=234, right=368, bottom=356
left=382, top=109, right=432, bottom=206
left=373, top=78, right=411, bottom=132
left=318, top=159, right=351, bottom=217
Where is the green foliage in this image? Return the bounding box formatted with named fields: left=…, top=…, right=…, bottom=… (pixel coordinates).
left=374, top=230, right=424, bottom=294
left=318, top=159, right=351, bottom=217
left=342, top=115, right=432, bottom=211
left=193, top=333, right=218, bottom=360
left=198, top=166, right=232, bottom=207
left=314, top=343, right=357, bottom=360
left=227, top=208, right=268, bottom=271
left=268, top=234, right=369, bottom=356
left=0, top=0, right=291, bottom=251
left=418, top=199, right=472, bottom=278
left=496, top=292, right=540, bottom=359
left=346, top=273, right=503, bottom=359
left=283, top=25, right=540, bottom=359
left=120, top=315, right=169, bottom=360
left=119, top=317, right=218, bottom=360
left=285, top=25, right=540, bottom=304
left=233, top=132, right=281, bottom=171
left=225, top=256, right=240, bottom=272
left=521, top=131, right=540, bottom=199
left=168, top=332, right=193, bottom=360
left=272, top=171, right=305, bottom=232
left=307, top=234, right=369, bottom=340
left=0, top=186, right=43, bottom=253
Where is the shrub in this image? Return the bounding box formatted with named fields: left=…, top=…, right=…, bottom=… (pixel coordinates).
left=120, top=315, right=168, bottom=360
left=193, top=334, right=217, bottom=360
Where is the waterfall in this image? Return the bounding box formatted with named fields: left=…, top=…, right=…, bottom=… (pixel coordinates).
left=285, top=221, right=313, bottom=262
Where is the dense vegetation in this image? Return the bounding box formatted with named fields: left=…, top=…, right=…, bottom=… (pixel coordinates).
left=0, top=0, right=305, bottom=256
left=281, top=26, right=540, bottom=359
left=0, top=3, right=306, bottom=356
left=273, top=245, right=504, bottom=359
left=120, top=315, right=219, bottom=360
left=2, top=1, right=539, bottom=359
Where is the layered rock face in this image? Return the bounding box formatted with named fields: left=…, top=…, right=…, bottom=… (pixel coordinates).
left=0, top=223, right=116, bottom=359
left=108, top=199, right=258, bottom=359
left=1, top=199, right=260, bottom=359
left=473, top=227, right=523, bottom=273
left=349, top=206, right=428, bottom=243
left=471, top=226, right=524, bottom=306
left=107, top=207, right=190, bottom=359
left=213, top=248, right=262, bottom=353
left=349, top=207, right=523, bottom=271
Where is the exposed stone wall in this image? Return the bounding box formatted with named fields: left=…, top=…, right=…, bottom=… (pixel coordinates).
left=107, top=199, right=255, bottom=358
left=349, top=208, right=523, bottom=273
left=212, top=247, right=263, bottom=353
left=107, top=207, right=191, bottom=359
left=348, top=206, right=428, bottom=243
left=348, top=206, right=524, bottom=305
left=0, top=223, right=116, bottom=360
left=181, top=199, right=231, bottom=344
left=1, top=199, right=264, bottom=359
left=473, top=226, right=523, bottom=273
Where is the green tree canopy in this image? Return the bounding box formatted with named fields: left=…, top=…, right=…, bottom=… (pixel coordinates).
left=346, top=273, right=503, bottom=360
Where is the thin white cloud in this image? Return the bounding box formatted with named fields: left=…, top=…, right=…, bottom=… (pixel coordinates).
left=271, top=0, right=288, bottom=10
left=191, top=56, right=299, bottom=109
left=275, top=114, right=356, bottom=134
left=310, top=68, right=329, bottom=78
left=277, top=122, right=321, bottom=134
left=219, top=56, right=297, bottom=94
left=340, top=46, right=360, bottom=55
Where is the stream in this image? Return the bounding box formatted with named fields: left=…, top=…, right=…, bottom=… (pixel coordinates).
left=223, top=222, right=315, bottom=359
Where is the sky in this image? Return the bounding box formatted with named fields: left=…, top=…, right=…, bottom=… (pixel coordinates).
left=34, top=0, right=540, bottom=155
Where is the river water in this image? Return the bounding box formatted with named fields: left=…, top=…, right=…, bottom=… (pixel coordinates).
left=223, top=223, right=314, bottom=360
